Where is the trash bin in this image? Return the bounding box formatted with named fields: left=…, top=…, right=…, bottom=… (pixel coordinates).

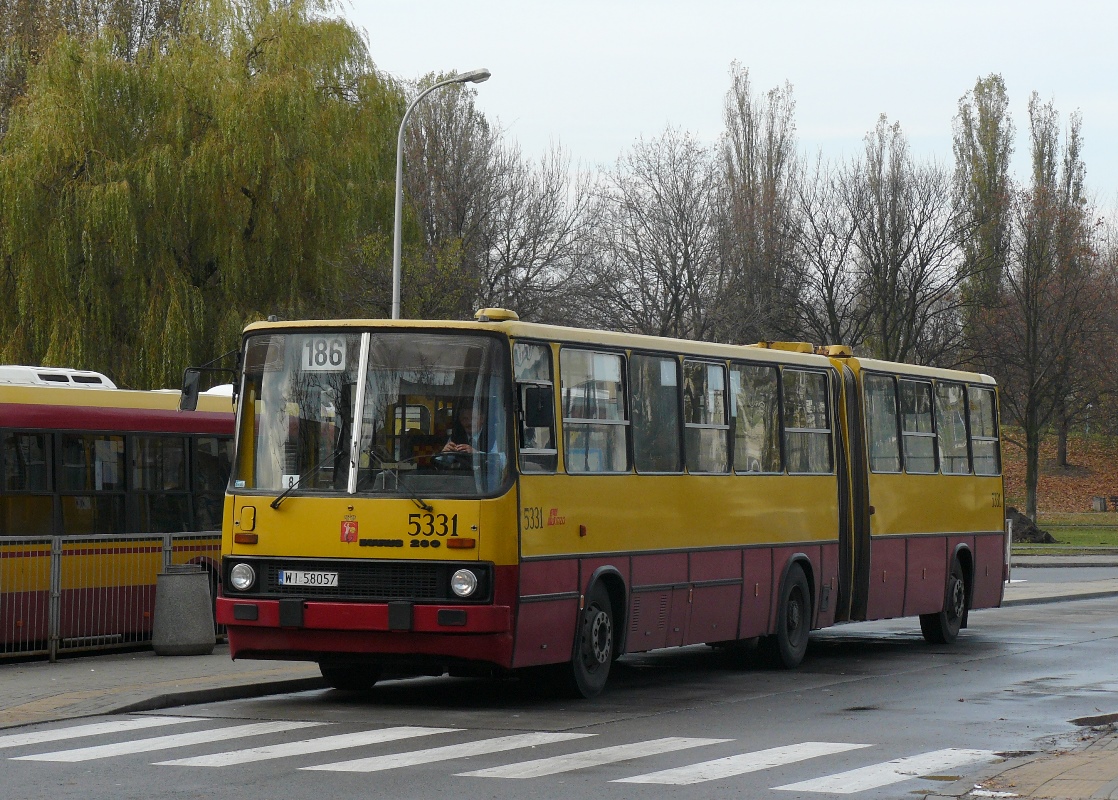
left=152, top=563, right=216, bottom=656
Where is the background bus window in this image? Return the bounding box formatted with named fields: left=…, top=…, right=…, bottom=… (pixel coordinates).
left=969, top=386, right=1000, bottom=476
left=1, top=431, right=53, bottom=535
left=683, top=361, right=729, bottom=473
left=132, top=435, right=191, bottom=533
left=194, top=436, right=234, bottom=531
left=630, top=354, right=681, bottom=473
left=514, top=342, right=557, bottom=473
left=561, top=349, right=629, bottom=473
left=783, top=370, right=832, bottom=474
left=900, top=380, right=937, bottom=473
left=730, top=364, right=781, bottom=473
left=864, top=374, right=901, bottom=473
left=59, top=434, right=125, bottom=534
left=935, top=381, right=971, bottom=475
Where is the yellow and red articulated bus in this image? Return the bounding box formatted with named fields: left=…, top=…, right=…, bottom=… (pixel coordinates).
left=0, top=367, right=234, bottom=654
left=210, top=310, right=1006, bottom=697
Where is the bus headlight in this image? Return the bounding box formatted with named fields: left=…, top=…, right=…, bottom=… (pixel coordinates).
left=229, top=563, right=256, bottom=591
left=450, top=569, right=478, bottom=598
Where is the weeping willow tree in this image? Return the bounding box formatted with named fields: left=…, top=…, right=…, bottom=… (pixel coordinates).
left=0, top=0, right=401, bottom=388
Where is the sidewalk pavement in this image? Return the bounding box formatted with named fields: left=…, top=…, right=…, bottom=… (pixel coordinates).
left=1, top=557, right=1117, bottom=798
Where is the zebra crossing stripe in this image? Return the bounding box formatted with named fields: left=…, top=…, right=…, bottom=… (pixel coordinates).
left=0, top=717, right=207, bottom=749
left=458, top=736, right=730, bottom=779
left=774, top=747, right=999, bottom=793
left=156, top=726, right=458, bottom=767
left=13, top=721, right=324, bottom=763
left=614, top=741, right=874, bottom=785
left=302, top=731, right=594, bottom=773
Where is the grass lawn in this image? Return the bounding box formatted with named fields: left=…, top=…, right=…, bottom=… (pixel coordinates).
left=1016, top=512, right=1118, bottom=551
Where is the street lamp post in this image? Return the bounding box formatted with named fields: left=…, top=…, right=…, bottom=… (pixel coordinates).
left=391, top=68, right=491, bottom=320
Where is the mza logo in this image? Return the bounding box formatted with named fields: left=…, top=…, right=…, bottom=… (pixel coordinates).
left=547, top=508, right=566, bottom=526
left=340, top=519, right=359, bottom=542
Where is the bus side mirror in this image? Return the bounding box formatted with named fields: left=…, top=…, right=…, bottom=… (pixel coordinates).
left=522, top=385, right=554, bottom=428
left=179, top=368, right=201, bottom=412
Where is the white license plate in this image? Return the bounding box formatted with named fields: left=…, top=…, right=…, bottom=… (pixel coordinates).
left=278, top=570, right=339, bottom=587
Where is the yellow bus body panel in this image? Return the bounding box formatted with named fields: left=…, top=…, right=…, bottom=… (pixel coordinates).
left=519, top=473, right=839, bottom=558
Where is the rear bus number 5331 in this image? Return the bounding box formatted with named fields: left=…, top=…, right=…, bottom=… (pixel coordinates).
left=407, top=513, right=458, bottom=537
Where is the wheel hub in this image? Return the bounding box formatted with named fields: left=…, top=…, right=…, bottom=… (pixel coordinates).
left=589, top=609, right=612, bottom=664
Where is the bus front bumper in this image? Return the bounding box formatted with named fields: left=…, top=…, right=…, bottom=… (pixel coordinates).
left=215, top=597, right=514, bottom=664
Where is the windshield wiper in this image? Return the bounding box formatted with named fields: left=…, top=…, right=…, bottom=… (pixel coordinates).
left=364, top=448, right=433, bottom=512
left=270, top=446, right=344, bottom=510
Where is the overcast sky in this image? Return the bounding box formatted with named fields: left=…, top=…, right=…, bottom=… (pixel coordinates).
left=349, top=1, right=1117, bottom=206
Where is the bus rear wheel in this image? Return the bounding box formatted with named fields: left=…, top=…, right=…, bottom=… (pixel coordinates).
left=769, top=563, right=811, bottom=669
left=920, top=557, right=967, bottom=644
left=565, top=583, right=614, bottom=698
left=318, top=660, right=381, bottom=691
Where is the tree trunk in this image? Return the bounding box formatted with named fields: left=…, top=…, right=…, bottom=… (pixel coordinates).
left=1025, top=412, right=1040, bottom=522
left=1056, top=416, right=1069, bottom=468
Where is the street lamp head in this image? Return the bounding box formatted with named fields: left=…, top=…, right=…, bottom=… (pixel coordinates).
left=456, top=68, right=491, bottom=84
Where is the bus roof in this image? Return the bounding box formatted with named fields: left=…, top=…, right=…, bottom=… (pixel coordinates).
left=242, top=315, right=997, bottom=383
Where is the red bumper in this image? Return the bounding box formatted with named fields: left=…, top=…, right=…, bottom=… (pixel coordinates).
left=216, top=597, right=514, bottom=666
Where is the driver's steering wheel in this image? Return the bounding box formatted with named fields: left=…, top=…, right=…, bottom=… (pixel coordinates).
left=432, top=451, right=472, bottom=471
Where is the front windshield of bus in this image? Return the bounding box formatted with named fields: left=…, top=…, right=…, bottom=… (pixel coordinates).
left=233, top=330, right=510, bottom=498
left=356, top=333, right=509, bottom=496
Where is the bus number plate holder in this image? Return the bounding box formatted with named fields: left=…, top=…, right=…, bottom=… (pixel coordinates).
left=278, top=570, right=339, bottom=587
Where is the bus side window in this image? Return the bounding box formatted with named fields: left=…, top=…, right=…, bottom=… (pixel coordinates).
left=864, top=374, right=901, bottom=473
left=900, top=380, right=936, bottom=473
left=683, top=361, right=729, bottom=474
left=514, top=342, right=557, bottom=473
left=783, top=369, right=833, bottom=475
left=561, top=349, right=630, bottom=474
left=935, top=381, right=971, bottom=475
left=1, top=431, right=53, bottom=536
left=969, top=386, right=1000, bottom=476
left=630, top=354, right=681, bottom=473
left=731, top=364, right=781, bottom=474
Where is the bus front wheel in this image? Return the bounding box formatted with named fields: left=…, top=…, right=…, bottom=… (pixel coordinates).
left=566, top=583, right=614, bottom=698
left=768, top=563, right=811, bottom=669
left=318, top=660, right=381, bottom=691
left=920, top=557, right=967, bottom=644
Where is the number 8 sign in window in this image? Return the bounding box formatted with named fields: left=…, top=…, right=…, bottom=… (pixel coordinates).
left=301, top=337, right=347, bottom=371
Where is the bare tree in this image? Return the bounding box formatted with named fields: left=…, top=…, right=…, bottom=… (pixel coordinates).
left=477, top=143, right=594, bottom=323
left=793, top=155, right=866, bottom=349
left=974, top=94, right=1103, bottom=519
left=845, top=116, right=970, bottom=365
left=586, top=127, right=720, bottom=339
left=712, top=64, right=803, bottom=343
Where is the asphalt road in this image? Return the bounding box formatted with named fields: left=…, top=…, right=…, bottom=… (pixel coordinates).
left=3, top=595, right=1117, bottom=800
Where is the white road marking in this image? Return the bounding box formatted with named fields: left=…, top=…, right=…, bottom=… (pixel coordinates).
left=302, top=731, right=594, bottom=773
left=13, top=721, right=324, bottom=763
left=0, top=717, right=207, bottom=749
left=614, top=741, right=873, bottom=785
left=156, top=726, right=458, bottom=767
left=774, top=747, right=999, bottom=793
left=458, top=736, right=730, bottom=779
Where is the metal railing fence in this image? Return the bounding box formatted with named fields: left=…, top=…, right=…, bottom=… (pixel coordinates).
left=0, top=532, right=221, bottom=660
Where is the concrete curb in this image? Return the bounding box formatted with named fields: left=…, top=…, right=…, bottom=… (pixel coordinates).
left=111, top=676, right=328, bottom=716
left=1002, top=589, right=1118, bottom=607
left=924, top=750, right=1045, bottom=799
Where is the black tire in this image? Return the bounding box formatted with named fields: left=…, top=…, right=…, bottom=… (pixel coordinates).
left=920, top=557, right=967, bottom=644
left=566, top=583, right=614, bottom=698
left=319, top=661, right=381, bottom=691
left=772, top=563, right=812, bottom=669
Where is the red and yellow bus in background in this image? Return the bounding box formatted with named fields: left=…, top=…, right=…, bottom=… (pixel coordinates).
left=208, top=310, right=1006, bottom=697
left=0, top=367, right=234, bottom=655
